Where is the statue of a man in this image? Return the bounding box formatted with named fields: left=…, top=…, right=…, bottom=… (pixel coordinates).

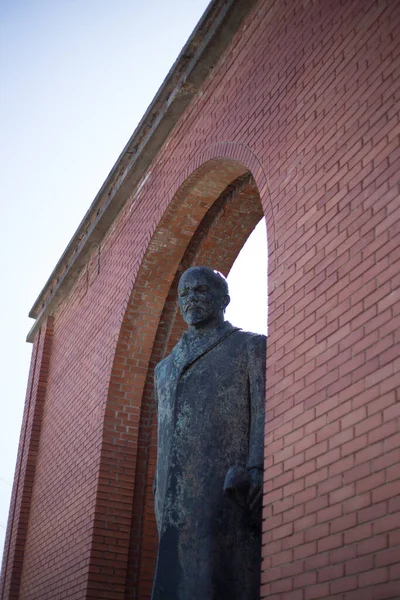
left=152, top=266, right=266, bottom=600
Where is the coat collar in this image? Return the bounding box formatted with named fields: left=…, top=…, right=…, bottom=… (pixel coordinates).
left=172, top=320, right=239, bottom=377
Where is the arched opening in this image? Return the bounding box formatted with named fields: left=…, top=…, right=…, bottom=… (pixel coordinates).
left=89, top=157, right=269, bottom=599
left=226, top=218, right=268, bottom=336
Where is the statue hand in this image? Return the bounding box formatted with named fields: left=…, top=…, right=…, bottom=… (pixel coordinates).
left=247, top=467, right=263, bottom=512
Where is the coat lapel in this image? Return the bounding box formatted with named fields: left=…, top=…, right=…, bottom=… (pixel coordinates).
left=172, top=321, right=239, bottom=380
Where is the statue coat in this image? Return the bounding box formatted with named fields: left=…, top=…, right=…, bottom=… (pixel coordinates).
left=152, top=321, right=266, bottom=600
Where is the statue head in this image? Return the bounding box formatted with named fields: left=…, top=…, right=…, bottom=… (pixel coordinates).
left=178, top=266, right=230, bottom=329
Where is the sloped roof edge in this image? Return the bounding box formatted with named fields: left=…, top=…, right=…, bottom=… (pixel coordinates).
left=27, top=0, right=258, bottom=342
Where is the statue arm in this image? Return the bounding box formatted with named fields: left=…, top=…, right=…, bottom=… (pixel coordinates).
left=247, top=334, right=266, bottom=470
left=246, top=334, right=267, bottom=510
left=153, top=367, right=160, bottom=500
left=153, top=365, right=161, bottom=535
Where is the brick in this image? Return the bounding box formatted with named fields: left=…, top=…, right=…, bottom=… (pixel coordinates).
left=366, top=363, right=395, bottom=389
left=294, top=541, right=317, bottom=560
left=389, top=529, right=400, bottom=547
left=346, top=555, right=374, bottom=575
left=329, top=544, right=357, bottom=565
left=317, top=421, right=340, bottom=444
left=318, top=473, right=342, bottom=495
left=316, top=448, right=341, bottom=469
left=357, top=471, right=387, bottom=494
left=293, top=570, right=317, bottom=588
left=326, top=399, right=352, bottom=425
left=355, top=412, right=383, bottom=437
left=376, top=547, right=400, bottom=568
left=304, top=583, right=330, bottom=600
left=383, top=401, right=400, bottom=422
left=330, top=575, right=358, bottom=594
left=344, top=523, right=373, bottom=544
left=328, top=427, right=354, bottom=450
left=389, top=562, right=400, bottom=580
left=281, top=531, right=306, bottom=552
left=270, top=578, right=294, bottom=594
left=357, top=501, right=388, bottom=525
left=329, top=454, right=355, bottom=477
left=368, top=391, right=397, bottom=417
left=305, top=440, right=328, bottom=461
left=318, top=533, right=343, bottom=553
left=283, top=504, right=305, bottom=524
left=272, top=522, right=294, bottom=541
left=330, top=484, right=356, bottom=505
left=315, top=395, right=339, bottom=417
left=380, top=373, right=400, bottom=395
left=355, top=441, right=383, bottom=465
left=304, top=545, right=330, bottom=573
left=369, top=421, right=399, bottom=444
left=373, top=481, right=400, bottom=503
left=343, top=492, right=372, bottom=514
left=343, top=462, right=371, bottom=485
left=319, top=563, right=345, bottom=585
left=358, top=534, right=388, bottom=555
left=374, top=512, right=400, bottom=535
left=330, top=512, right=357, bottom=534
left=359, top=567, right=389, bottom=587
left=305, top=523, right=329, bottom=543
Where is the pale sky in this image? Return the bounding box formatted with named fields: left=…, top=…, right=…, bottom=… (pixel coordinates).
left=0, top=0, right=267, bottom=561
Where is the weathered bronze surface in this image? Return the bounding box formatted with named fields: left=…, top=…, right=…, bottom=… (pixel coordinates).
left=152, top=266, right=266, bottom=599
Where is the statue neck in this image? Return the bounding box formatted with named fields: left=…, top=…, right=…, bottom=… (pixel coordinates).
left=186, top=314, right=226, bottom=337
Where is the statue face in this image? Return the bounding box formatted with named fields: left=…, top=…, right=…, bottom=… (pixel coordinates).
left=178, top=268, right=228, bottom=328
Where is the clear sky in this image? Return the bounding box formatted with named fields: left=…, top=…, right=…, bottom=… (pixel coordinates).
left=0, top=0, right=267, bottom=561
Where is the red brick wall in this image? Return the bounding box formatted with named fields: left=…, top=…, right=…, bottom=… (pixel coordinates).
left=1, top=318, right=53, bottom=600
left=2, top=0, right=400, bottom=598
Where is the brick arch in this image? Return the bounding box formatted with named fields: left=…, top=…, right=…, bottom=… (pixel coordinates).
left=88, top=154, right=270, bottom=599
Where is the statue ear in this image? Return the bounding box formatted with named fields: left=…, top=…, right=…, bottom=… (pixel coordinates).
left=222, top=294, right=230, bottom=310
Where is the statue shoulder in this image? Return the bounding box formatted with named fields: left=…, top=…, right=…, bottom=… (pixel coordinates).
left=228, top=328, right=266, bottom=359
left=241, top=331, right=267, bottom=357
left=154, top=348, right=176, bottom=380
left=155, top=355, right=169, bottom=376
left=234, top=329, right=266, bottom=343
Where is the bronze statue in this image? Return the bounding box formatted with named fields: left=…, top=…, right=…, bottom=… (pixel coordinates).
left=152, top=266, right=266, bottom=599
